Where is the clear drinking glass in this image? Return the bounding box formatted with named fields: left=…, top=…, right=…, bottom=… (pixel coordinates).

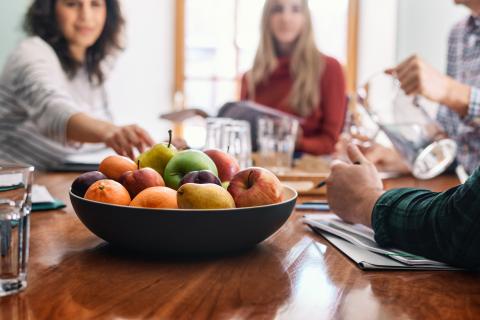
left=356, top=72, right=457, bottom=179
left=257, top=117, right=299, bottom=174
left=205, top=117, right=253, bottom=168
left=205, top=117, right=231, bottom=150
left=0, top=164, right=33, bottom=296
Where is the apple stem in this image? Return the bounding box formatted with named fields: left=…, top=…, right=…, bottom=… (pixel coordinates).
left=137, top=160, right=140, bottom=169
left=227, top=145, right=230, bottom=153
left=168, top=129, right=173, bottom=148
left=99, top=185, right=105, bottom=191
left=247, top=170, right=253, bottom=189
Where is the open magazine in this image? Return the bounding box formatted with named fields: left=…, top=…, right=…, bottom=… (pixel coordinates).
left=304, top=214, right=461, bottom=270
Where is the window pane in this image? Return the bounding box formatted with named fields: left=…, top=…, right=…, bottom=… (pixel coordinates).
left=185, top=48, right=215, bottom=78
left=237, top=0, right=265, bottom=74
left=185, top=0, right=235, bottom=47
left=309, top=0, right=349, bottom=64
left=185, top=0, right=237, bottom=78
left=184, top=80, right=213, bottom=111
left=213, top=80, right=237, bottom=113
left=184, top=79, right=237, bottom=115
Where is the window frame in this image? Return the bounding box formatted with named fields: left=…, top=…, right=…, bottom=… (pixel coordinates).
left=173, top=0, right=360, bottom=110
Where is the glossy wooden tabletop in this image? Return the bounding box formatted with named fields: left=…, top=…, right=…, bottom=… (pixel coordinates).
left=1, top=172, right=479, bottom=319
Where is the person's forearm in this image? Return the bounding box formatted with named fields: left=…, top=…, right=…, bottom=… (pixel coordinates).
left=66, top=112, right=116, bottom=143
left=442, top=77, right=470, bottom=117
left=372, top=169, right=480, bottom=268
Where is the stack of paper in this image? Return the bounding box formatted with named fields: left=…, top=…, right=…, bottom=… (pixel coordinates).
left=51, top=147, right=115, bottom=172
left=304, top=214, right=461, bottom=270
left=32, top=185, right=65, bottom=211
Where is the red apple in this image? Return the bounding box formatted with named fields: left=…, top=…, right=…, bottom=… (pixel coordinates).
left=204, top=148, right=240, bottom=182
left=227, top=167, right=283, bottom=208
left=119, top=167, right=165, bottom=198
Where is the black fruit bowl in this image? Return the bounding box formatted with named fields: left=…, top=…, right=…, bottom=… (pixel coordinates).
left=69, top=186, right=297, bottom=255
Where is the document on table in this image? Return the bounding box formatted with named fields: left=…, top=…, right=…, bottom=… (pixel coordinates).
left=31, top=185, right=65, bottom=211
left=52, top=147, right=115, bottom=172
left=304, top=214, right=462, bottom=271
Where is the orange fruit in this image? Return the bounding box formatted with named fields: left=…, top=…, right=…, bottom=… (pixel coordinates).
left=99, top=155, right=137, bottom=181
left=85, top=179, right=131, bottom=206
left=130, top=186, right=178, bottom=209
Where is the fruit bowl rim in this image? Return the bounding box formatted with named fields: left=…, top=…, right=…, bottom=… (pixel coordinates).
left=69, top=185, right=298, bottom=213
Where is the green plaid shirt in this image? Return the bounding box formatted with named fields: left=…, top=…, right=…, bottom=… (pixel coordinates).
left=372, top=167, right=480, bottom=269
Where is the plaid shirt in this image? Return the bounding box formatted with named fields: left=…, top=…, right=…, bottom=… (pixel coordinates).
left=372, top=166, right=480, bottom=269
left=437, top=15, right=480, bottom=174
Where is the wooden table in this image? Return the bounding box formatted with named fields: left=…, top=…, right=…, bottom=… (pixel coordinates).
left=1, top=172, right=479, bottom=319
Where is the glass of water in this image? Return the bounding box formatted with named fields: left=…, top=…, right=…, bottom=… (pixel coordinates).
left=0, top=164, right=33, bottom=296
left=257, top=117, right=299, bottom=174
left=205, top=118, right=253, bottom=169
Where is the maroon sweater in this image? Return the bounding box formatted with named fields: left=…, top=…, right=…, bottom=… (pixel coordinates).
left=240, top=55, right=346, bottom=155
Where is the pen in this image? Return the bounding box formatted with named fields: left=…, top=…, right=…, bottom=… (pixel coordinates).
left=315, top=180, right=326, bottom=189
left=315, top=161, right=361, bottom=189
left=302, top=200, right=328, bottom=205
left=295, top=203, right=330, bottom=211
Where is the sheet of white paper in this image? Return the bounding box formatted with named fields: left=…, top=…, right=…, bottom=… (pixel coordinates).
left=304, top=214, right=461, bottom=270
left=32, top=185, right=55, bottom=204
left=64, top=148, right=115, bottom=165
left=320, top=232, right=460, bottom=271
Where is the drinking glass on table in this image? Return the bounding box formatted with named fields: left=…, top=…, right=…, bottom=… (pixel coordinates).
left=257, top=117, right=299, bottom=174
left=205, top=118, right=253, bottom=169
left=0, top=164, right=33, bottom=296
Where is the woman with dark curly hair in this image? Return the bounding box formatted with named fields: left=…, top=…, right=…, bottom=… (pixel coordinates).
left=0, top=0, right=154, bottom=169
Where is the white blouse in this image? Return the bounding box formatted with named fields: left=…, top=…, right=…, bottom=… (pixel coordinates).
left=0, top=36, right=113, bottom=169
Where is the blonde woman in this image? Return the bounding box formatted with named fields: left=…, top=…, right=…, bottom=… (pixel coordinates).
left=240, top=0, right=346, bottom=155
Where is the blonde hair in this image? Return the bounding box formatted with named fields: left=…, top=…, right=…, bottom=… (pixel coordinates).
left=247, top=0, right=324, bottom=117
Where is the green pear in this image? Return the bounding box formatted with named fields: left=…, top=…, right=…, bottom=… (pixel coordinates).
left=177, top=183, right=235, bottom=209
left=221, top=181, right=230, bottom=189
left=137, top=130, right=177, bottom=176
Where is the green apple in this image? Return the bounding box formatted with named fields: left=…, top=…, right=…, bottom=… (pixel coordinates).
left=163, top=150, right=218, bottom=189
left=137, top=130, right=177, bottom=176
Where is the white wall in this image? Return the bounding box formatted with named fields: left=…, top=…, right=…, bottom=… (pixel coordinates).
left=396, top=0, right=468, bottom=72
left=106, top=0, right=175, bottom=141
left=357, top=0, right=398, bottom=87
left=0, top=1, right=30, bottom=70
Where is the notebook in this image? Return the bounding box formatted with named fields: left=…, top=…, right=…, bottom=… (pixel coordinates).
left=304, top=214, right=461, bottom=271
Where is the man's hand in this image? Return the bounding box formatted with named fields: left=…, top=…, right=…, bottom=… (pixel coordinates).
left=387, top=55, right=450, bottom=103
left=387, top=55, right=470, bottom=116
left=326, top=144, right=384, bottom=227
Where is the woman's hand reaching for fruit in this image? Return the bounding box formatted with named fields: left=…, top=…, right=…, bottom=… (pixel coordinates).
left=103, top=124, right=155, bottom=159
left=67, top=113, right=155, bottom=160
